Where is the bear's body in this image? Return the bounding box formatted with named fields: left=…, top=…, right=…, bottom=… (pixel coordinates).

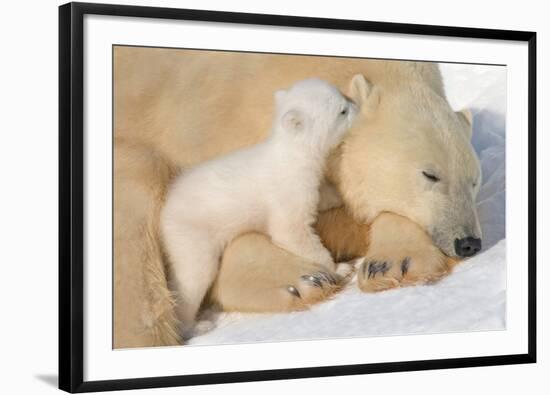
left=114, top=47, right=480, bottom=348
left=161, top=80, right=357, bottom=333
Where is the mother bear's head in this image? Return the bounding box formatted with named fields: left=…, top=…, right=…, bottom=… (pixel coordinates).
left=334, top=74, right=482, bottom=258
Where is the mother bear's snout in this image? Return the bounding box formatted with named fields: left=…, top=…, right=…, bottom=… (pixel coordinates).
left=454, top=237, right=482, bottom=257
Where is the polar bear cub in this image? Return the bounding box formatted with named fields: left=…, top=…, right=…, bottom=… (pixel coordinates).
left=161, top=79, right=357, bottom=333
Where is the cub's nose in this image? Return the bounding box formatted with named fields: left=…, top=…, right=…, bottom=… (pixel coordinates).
left=454, top=237, right=482, bottom=257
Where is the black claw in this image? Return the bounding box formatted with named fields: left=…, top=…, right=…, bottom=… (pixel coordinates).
left=318, top=271, right=337, bottom=285
left=316, top=272, right=328, bottom=283
left=301, top=274, right=323, bottom=287
left=401, top=257, right=411, bottom=276
left=367, top=261, right=391, bottom=279
left=286, top=285, right=301, bottom=298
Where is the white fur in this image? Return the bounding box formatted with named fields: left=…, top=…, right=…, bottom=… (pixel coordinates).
left=161, top=79, right=357, bottom=332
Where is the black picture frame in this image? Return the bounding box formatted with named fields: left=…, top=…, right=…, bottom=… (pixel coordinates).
left=59, top=2, right=537, bottom=393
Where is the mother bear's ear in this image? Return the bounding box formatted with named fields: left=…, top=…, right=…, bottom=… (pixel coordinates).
left=348, top=74, right=380, bottom=118
left=456, top=108, right=474, bottom=140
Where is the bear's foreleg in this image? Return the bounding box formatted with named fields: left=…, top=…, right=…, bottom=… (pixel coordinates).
left=356, top=212, right=457, bottom=292
left=209, top=233, right=343, bottom=312
left=209, top=208, right=367, bottom=313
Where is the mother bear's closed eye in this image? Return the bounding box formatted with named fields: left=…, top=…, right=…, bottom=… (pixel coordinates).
left=422, top=170, right=440, bottom=182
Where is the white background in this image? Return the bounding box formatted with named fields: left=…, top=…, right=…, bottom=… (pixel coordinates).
left=0, top=0, right=546, bottom=394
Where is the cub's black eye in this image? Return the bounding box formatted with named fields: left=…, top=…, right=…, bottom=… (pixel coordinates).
left=340, top=108, right=347, bottom=115
left=422, top=171, right=440, bottom=182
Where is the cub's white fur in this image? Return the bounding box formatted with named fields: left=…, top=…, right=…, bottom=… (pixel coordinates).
left=161, top=79, right=357, bottom=333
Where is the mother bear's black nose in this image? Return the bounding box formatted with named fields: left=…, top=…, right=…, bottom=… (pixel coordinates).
left=454, top=237, right=482, bottom=257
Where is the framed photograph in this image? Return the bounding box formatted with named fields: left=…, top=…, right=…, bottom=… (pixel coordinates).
left=59, top=2, right=537, bottom=393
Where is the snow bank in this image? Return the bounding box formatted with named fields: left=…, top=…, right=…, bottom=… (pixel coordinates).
left=189, top=63, right=507, bottom=346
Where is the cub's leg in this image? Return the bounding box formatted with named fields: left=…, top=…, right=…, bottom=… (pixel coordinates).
left=269, top=221, right=335, bottom=270
left=357, top=212, right=457, bottom=292
left=209, top=233, right=346, bottom=313
left=162, top=226, right=221, bottom=336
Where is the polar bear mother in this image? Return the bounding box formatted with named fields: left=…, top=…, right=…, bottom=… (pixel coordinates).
left=114, top=47, right=482, bottom=348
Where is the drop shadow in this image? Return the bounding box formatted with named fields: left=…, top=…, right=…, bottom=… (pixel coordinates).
left=35, top=374, right=58, bottom=388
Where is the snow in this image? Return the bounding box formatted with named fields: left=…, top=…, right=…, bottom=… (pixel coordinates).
left=189, top=63, right=507, bottom=346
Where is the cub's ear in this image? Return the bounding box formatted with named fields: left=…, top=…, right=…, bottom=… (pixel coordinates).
left=348, top=74, right=380, bottom=117
left=456, top=109, right=473, bottom=140
left=282, top=109, right=305, bottom=133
